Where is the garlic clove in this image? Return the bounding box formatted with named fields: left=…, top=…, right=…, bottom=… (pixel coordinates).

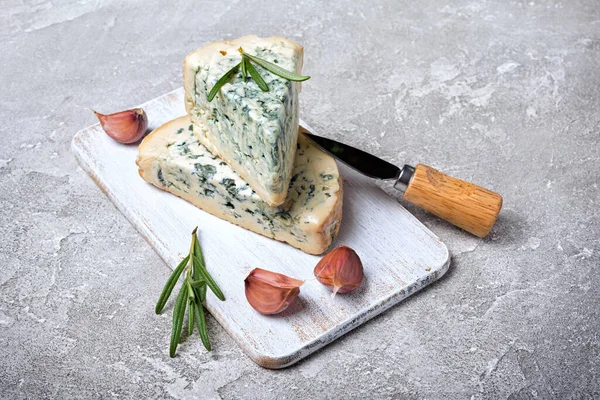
left=314, top=245, right=364, bottom=296
left=244, top=268, right=304, bottom=315
left=93, top=108, right=148, bottom=144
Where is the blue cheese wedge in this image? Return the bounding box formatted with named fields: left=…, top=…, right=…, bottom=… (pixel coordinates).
left=136, top=116, right=342, bottom=255
left=184, top=35, right=304, bottom=206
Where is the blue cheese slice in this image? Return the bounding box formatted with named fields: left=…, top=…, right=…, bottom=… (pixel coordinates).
left=184, top=35, right=304, bottom=206
left=137, top=116, right=342, bottom=255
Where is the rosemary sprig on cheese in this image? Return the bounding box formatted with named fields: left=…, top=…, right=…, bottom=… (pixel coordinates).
left=240, top=50, right=310, bottom=82
left=207, top=47, right=310, bottom=102
left=155, top=227, right=225, bottom=357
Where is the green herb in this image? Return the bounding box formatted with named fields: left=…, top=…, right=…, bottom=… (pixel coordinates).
left=155, top=254, right=189, bottom=314
left=241, top=51, right=310, bottom=82
left=155, top=227, right=225, bottom=357
left=169, top=282, right=188, bottom=357
left=194, top=292, right=211, bottom=350
left=207, top=63, right=241, bottom=102
left=245, top=59, right=269, bottom=92
left=240, top=56, right=248, bottom=81
left=207, top=47, right=310, bottom=102
left=187, top=299, right=195, bottom=336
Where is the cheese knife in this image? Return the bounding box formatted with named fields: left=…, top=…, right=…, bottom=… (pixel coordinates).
left=301, top=127, right=503, bottom=238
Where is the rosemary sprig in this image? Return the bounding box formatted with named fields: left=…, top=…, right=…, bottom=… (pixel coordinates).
left=155, top=227, right=225, bottom=357
left=207, top=47, right=310, bottom=102
left=241, top=51, right=310, bottom=82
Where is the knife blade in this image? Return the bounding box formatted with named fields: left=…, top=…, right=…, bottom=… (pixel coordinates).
left=301, top=129, right=401, bottom=180
left=300, top=127, right=503, bottom=238
left=300, top=127, right=415, bottom=189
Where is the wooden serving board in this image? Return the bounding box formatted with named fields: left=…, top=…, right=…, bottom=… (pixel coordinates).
left=72, top=88, right=450, bottom=369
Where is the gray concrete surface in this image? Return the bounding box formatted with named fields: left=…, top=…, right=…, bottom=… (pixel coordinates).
left=1, top=0, right=599, bottom=398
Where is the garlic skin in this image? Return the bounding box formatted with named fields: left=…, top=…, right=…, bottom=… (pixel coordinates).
left=94, top=108, right=148, bottom=144
left=244, top=268, right=304, bottom=315
left=314, top=245, right=364, bottom=295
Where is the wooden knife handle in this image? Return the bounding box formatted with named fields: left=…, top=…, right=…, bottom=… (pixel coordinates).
left=403, top=164, right=503, bottom=238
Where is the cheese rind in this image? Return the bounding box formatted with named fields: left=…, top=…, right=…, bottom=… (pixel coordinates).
left=137, top=116, right=342, bottom=255
left=184, top=35, right=303, bottom=206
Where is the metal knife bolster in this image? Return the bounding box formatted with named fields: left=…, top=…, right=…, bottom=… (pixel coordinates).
left=393, top=165, right=415, bottom=193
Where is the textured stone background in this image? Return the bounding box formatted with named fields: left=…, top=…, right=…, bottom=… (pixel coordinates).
left=1, top=0, right=599, bottom=398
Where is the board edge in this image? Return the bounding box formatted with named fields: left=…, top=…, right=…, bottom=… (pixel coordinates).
left=248, top=246, right=451, bottom=369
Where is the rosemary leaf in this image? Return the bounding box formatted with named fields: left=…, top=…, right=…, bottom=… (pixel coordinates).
left=193, top=233, right=205, bottom=267
left=186, top=279, right=195, bottom=336
left=190, top=278, right=206, bottom=288
left=246, top=60, right=269, bottom=92
left=189, top=230, right=197, bottom=280
left=243, top=52, right=310, bottom=82
left=207, top=62, right=241, bottom=102
left=200, top=281, right=207, bottom=301
left=155, top=255, right=190, bottom=314
left=191, top=285, right=202, bottom=305
left=188, top=299, right=195, bottom=337
left=194, top=295, right=211, bottom=351
left=170, top=284, right=189, bottom=357
left=192, top=253, right=225, bottom=301
left=240, top=55, right=248, bottom=81
left=193, top=235, right=225, bottom=301
left=186, top=274, right=195, bottom=299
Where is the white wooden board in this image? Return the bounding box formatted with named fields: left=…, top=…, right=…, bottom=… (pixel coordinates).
left=72, top=88, right=450, bottom=369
